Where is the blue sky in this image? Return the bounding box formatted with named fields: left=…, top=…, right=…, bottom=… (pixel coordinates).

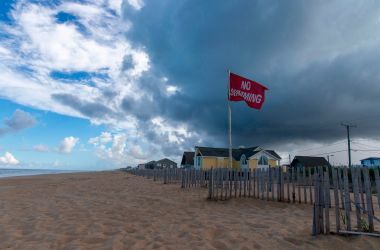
left=0, top=99, right=104, bottom=169
left=1, top=0, right=380, bottom=170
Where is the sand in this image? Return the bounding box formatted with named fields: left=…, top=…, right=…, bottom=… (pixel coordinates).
left=0, top=171, right=379, bottom=249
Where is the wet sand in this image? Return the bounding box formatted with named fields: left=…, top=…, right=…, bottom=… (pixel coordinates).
left=0, top=171, right=378, bottom=249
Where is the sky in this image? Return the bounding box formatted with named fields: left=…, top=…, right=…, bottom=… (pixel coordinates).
left=0, top=0, right=380, bottom=170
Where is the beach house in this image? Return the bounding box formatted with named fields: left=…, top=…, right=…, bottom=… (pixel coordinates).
left=194, top=146, right=281, bottom=170
left=139, top=159, right=178, bottom=169
left=360, top=157, right=380, bottom=167
left=290, top=156, right=330, bottom=169
left=180, top=151, right=194, bottom=168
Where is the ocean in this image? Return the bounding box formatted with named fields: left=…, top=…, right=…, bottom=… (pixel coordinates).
left=0, top=169, right=80, bottom=178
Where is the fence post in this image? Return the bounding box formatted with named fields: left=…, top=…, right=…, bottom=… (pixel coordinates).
left=312, top=170, right=320, bottom=235
left=332, top=167, right=341, bottom=233
left=181, top=169, right=185, bottom=188
left=208, top=169, right=213, bottom=199
left=303, top=168, right=307, bottom=204
left=257, top=168, right=260, bottom=199
left=253, top=169, right=256, bottom=198
left=319, top=167, right=325, bottom=233
left=163, top=169, right=167, bottom=184
left=351, top=167, right=361, bottom=230
left=271, top=167, right=275, bottom=201
left=358, top=169, right=366, bottom=212
left=297, top=167, right=301, bottom=203
left=324, top=171, right=330, bottom=234
left=309, top=168, right=313, bottom=205
left=374, top=168, right=380, bottom=211
left=266, top=169, right=270, bottom=201
left=343, top=167, right=351, bottom=231
left=287, top=170, right=290, bottom=202
left=363, top=167, right=374, bottom=232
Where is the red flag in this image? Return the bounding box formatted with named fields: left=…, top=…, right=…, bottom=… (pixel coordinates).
left=229, top=72, right=268, bottom=110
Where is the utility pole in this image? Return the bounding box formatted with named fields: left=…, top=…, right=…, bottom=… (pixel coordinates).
left=327, top=154, right=334, bottom=166
left=341, top=123, right=356, bottom=168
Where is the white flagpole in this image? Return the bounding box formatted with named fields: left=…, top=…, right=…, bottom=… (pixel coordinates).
left=228, top=70, right=232, bottom=169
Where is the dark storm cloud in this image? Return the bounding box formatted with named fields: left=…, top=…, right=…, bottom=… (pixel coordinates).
left=52, top=93, right=114, bottom=119
left=123, top=0, right=380, bottom=148
left=0, top=109, right=36, bottom=135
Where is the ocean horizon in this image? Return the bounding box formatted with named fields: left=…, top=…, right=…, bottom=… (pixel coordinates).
left=0, top=168, right=84, bottom=178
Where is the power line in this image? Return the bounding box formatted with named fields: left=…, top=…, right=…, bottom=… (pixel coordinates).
left=351, top=141, right=380, bottom=151
left=352, top=149, right=380, bottom=152
left=354, top=138, right=380, bottom=142
left=293, top=140, right=346, bottom=153
left=306, top=149, right=347, bottom=157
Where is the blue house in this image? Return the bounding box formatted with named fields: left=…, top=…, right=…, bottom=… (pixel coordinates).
left=360, top=157, right=380, bottom=167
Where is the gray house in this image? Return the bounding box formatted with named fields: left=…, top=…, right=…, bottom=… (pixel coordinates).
left=290, top=156, right=330, bottom=169
left=181, top=151, right=194, bottom=168
left=155, top=158, right=177, bottom=169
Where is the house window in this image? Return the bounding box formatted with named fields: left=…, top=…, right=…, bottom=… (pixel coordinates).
left=258, top=155, right=268, bottom=165
left=240, top=155, right=247, bottom=165
left=195, top=156, right=200, bottom=167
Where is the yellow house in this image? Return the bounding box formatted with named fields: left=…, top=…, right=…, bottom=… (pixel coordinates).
left=194, top=146, right=281, bottom=170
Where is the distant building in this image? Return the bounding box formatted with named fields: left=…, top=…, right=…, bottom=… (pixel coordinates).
left=138, top=159, right=177, bottom=169
left=194, top=146, right=281, bottom=170
left=360, top=157, right=380, bottom=167
left=290, top=156, right=330, bottom=169
left=144, top=161, right=157, bottom=169
left=181, top=151, right=194, bottom=168
left=155, top=158, right=177, bottom=169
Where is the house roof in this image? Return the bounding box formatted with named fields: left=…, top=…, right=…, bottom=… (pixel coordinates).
left=181, top=151, right=194, bottom=165
left=360, top=157, right=380, bottom=161
left=266, top=150, right=281, bottom=160
left=291, top=156, right=330, bottom=168
left=145, top=160, right=156, bottom=165
left=195, top=146, right=281, bottom=160
left=156, top=158, right=177, bottom=165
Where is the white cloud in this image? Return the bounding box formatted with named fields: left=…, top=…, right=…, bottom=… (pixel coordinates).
left=151, top=116, right=193, bottom=144
left=0, top=0, right=150, bottom=121
left=59, top=136, right=79, bottom=153
left=127, top=0, right=144, bottom=10
left=108, top=0, right=123, bottom=14
left=0, top=152, right=19, bottom=165
left=89, top=132, right=127, bottom=161
left=0, top=109, right=37, bottom=135
left=129, top=145, right=149, bottom=160
left=88, top=131, right=159, bottom=166
left=165, top=85, right=181, bottom=96
left=0, top=0, right=199, bottom=168
left=33, top=144, right=49, bottom=152
left=111, top=134, right=127, bottom=157
left=88, top=131, right=113, bottom=146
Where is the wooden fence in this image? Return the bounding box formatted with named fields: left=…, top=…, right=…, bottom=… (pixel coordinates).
left=312, top=166, right=380, bottom=236
left=206, top=167, right=316, bottom=204
left=128, top=168, right=183, bottom=184
left=126, top=166, right=380, bottom=236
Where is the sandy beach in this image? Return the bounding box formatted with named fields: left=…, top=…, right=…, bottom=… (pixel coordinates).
left=0, top=171, right=379, bottom=249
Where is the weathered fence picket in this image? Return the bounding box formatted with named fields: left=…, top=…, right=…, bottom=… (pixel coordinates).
left=375, top=168, right=380, bottom=211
